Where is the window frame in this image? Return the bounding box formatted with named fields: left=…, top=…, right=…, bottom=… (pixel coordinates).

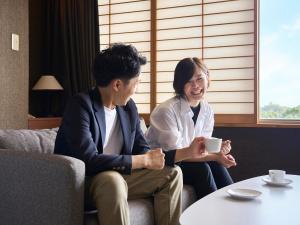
left=257, top=0, right=300, bottom=127
left=98, top=0, right=300, bottom=128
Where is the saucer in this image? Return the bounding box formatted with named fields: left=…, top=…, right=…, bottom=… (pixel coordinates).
left=262, top=176, right=293, bottom=186
left=227, top=188, right=262, bottom=200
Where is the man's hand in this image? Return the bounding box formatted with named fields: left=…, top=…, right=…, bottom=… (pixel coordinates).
left=174, top=137, right=207, bottom=162
left=189, top=137, right=207, bottom=158
left=132, top=148, right=165, bottom=170
left=144, top=148, right=165, bottom=170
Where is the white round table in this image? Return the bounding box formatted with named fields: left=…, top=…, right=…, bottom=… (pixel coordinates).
left=180, top=175, right=300, bottom=225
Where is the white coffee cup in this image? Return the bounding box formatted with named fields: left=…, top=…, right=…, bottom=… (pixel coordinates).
left=269, top=169, right=286, bottom=182
left=204, top=137, right=222, bottom=153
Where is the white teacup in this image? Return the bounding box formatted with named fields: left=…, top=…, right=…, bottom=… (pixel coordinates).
left=269, top=169, right=286, bottom=183
left=204, top=137, right=222, bottom=153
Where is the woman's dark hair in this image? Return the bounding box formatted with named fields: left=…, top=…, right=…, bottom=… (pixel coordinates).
left=93, top=43, right=147, bottom=86
left=173, top=57, right=209, bottom=97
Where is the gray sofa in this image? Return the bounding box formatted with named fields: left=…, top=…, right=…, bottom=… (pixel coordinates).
left=0, top=128, right=196, bottom=225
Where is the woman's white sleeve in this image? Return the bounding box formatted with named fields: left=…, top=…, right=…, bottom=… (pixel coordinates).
left=147, top=107, right=182, bottom=150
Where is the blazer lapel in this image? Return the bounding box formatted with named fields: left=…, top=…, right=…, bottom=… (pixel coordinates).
left=117, top=106, right=132, bottom=154
left=91, top=88, right=106, bottom=150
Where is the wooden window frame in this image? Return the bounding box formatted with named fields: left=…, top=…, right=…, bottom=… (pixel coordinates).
left=256, top=0, right=300, bottom=128
left=98, top=0, right=300, bottom=128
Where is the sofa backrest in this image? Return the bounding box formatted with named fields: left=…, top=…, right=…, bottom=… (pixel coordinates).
left=0, top=117, right=147, bottom=154
left=0, top=128, right=58, bottom=154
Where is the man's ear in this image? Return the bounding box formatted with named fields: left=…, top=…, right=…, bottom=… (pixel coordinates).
left=112, top=79, right=122, bottom=92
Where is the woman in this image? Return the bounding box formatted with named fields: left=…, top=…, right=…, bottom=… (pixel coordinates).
left=145, top=57, right=237, bottom=199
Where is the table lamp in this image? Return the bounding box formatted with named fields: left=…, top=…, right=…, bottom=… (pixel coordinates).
left=32, top=75, right=63, bottom=116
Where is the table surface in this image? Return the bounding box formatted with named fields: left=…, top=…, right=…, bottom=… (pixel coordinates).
left=180, top=175, right=300, bottom=225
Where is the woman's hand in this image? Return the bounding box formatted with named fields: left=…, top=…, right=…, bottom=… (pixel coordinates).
left=216, top=153, right=237, bottom=168
left=220, top=140, right=231, bottom=155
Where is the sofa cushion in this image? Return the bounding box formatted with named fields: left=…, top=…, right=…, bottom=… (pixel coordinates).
left=84, top=199, right=155, bottom=225
left=84, top=185, right=196, bottom=225
left=0, top=128, right=58, bottom=154
left=182, top=184, right=197, bottom=211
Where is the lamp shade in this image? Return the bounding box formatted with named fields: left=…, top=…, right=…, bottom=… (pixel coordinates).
left=32, top=75, right=63, bottom=90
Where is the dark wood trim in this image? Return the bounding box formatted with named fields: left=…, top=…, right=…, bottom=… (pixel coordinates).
left=156, top=87, right=254, bottom=91
left=157, top=66, right=254, bottom=73
left=168, top=55, right=255, bottom=60
left=216, top=122, right=300, bottom=128
left=255, top=0, right=259, bottom=123
left=203, top=0, right=242, bottom=6
left=201, top=0, right=204, bottom=60
left=156, top=20, right=254, bottom=32
left=141, top=113, right=300, bottom=128
left=210, top=101, right=254, bottom=104
left=150, top=0, right=156, bottom=112
left=135, top=92, right=150, bottom=94
left=204, top=9, right=254, bottom=16
left=28, top=117, right=62, bottom=129
left=100, top=9, right=150, bottom=16
left=99, top=20, right=151, bottom=26
left=157, top=9, right=254, bottom=21
left=108, top=0, right=111, bottom=45
left=102, top=29, right=151, bottom=35
left=99, top=0, right=148, bottom=7
left=157, top=3, right=203, bottom=10
left=203, top=20, right=255, bottom=27
left=140, top=113, right=150, bottom=125
left=156, top=32, right=255, bottom=41
left=156, top=44, right=254, bottom=52
left=204, top=32, right=254, bottom=38
left=158, top=79, right=254, bottom=83
left=215, top=114, right=255, bottom=125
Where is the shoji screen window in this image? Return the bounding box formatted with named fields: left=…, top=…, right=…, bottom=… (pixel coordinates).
left=98, top=0, right=256, bottom=125
left=203, top=0, right=255, bottom=124
left=156, top=1, right=203, bottom=105
left=156, top=0, right=256, bottom=125
left=98, top=0, right=151, bottom=113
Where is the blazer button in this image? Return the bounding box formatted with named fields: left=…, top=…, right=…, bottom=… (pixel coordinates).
left=121, top=166, right=125, bottom=170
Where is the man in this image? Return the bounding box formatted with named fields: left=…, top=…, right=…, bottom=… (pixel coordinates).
left=54, top=43, right=206, bottom=225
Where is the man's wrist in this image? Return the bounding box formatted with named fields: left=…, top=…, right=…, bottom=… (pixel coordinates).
left=132, top=154, right=148, bottom=169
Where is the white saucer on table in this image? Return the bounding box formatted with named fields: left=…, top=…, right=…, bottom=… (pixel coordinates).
left=262, top=176, right=293, bottom=186
left=227, top=188, right=262, bottom=200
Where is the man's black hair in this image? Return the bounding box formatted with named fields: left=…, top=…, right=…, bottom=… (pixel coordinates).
left=93, top=43, right=147, bottom=87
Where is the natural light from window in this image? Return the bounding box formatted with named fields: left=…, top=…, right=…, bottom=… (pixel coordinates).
left=260, top=0, right=300, bottom=120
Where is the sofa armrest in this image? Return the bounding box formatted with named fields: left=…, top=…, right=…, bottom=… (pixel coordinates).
left=0, top=149, right=85, bottom=225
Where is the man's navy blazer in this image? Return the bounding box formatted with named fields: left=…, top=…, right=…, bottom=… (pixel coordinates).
left=54, top=88, right=176, bottom=176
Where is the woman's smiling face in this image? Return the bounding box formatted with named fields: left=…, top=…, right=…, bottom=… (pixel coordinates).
left=183, top=65, right=209, bottom=106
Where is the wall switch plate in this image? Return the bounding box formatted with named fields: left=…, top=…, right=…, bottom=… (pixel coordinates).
left=12, top=33, right=19, bottom=51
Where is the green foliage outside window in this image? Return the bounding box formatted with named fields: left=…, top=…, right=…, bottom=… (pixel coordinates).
left=260, top=103, right=300, bottom=119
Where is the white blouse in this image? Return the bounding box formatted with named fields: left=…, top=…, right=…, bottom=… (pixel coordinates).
left=145, top=96, right=214, bottom=151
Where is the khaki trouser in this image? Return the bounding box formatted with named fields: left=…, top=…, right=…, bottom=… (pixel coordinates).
left=85, top=166, right=183, bottom=225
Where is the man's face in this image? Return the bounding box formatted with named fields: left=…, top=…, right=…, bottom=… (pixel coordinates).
left=115, top=76, right=140, bottom=106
